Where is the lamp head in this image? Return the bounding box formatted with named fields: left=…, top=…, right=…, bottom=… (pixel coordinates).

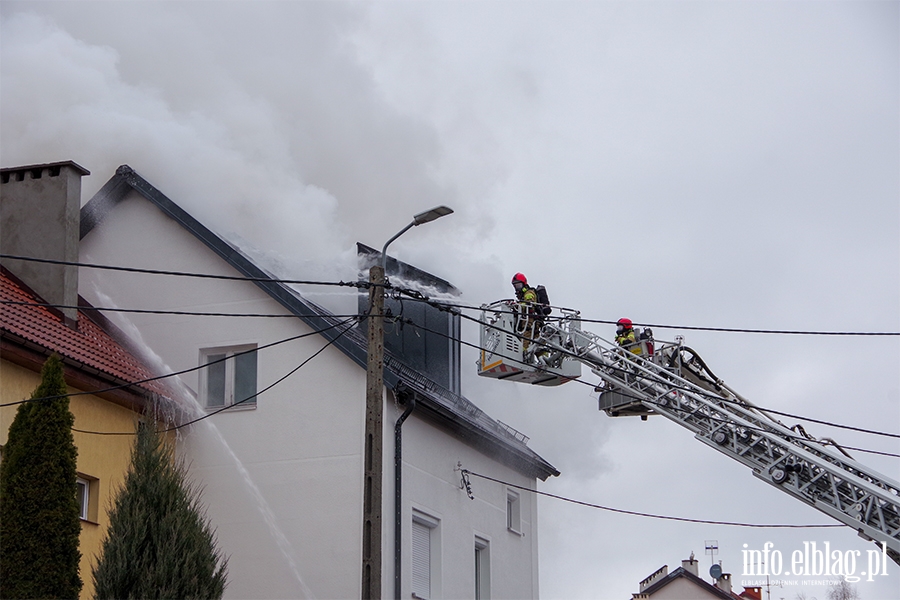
left=413, top=205, right=453, bottom=225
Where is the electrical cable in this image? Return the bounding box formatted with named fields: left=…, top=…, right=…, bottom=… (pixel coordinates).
left=446, top=307, right=900, bottom=442
left=13, top=275, right=892, bottom=441
left=394, top=313, right=900, bottom=458
left=571, top=317, right=900, bottom=337
left=4, top=256, right=896, bottom=448
left=391, top=290, right=900, bottom=336
left=71, top=317, right=358, bottom=436
left=1, top=318, right=356, bottom=407
left=0, top=253, right=371, bottom=289
left=716, top=401, right=900, bottom=440
left=460, top=469, right=843, bottom=528
left=1, top=299, right=362, bottom=319
left=165, top=318, right=356, bottom=432
left=637, top=397, right=900, bottom=459
left=5, top=253, right=898, bottom=335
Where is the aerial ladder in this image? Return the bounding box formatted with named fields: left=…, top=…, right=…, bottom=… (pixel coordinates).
left=476, top=300, right=900, bottom=566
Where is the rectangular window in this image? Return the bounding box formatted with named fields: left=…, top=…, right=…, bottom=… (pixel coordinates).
left=200, top=345, right=258, bottom=409
left=412, top=510, right=440, bottom=600
left=76, top=475, right=99, bottom=522
left=507, top=489, right=521, bottom=534
left=475, top=537, right=490, bottom=600
left=76, top=477, right=89, bottom=520
left=412, top=521, right=431, bottom=599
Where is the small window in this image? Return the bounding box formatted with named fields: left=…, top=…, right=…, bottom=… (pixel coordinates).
left=507, top=489, right=521, bottom=534
left=412, top=511, right=440, bottom=600
left=76, top=478, right=89, bottom=520
left=475, top=537, right=490, bottom=600
left=200, top=345, right=258, bottom=409
left=76, top=475, right=99, bottom=522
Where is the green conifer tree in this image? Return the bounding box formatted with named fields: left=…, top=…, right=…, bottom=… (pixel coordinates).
left=92, top=419, right=227, bottom=599
left=0, top=354, right=82, bottom=599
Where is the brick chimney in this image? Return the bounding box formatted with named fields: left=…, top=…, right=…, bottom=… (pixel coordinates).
left=1, top=161, right=89, bottom=327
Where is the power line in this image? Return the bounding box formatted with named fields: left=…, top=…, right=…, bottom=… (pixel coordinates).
left=638, top=397, right=900, bottom=459
left=715, top=398, right=900, bottom=440
left=460, top=469, right=843, bottom=528
left=0, top=253, right=369, bottom=289
left=395, top=312, right=900, bottom=457
left=392, top=290, right=900, bottom=337
left=33, top=291, right=895, bottom=456
left=5, top=253, right=898, bottom=335
left=72, top=318, right=357, bottom=436
left=165, top=319, right=355, bottom=432
left=0, top=318, right=356, bottom=407
left=449, top=306, right=900, bottom=442
left=24, top=286, right=889, bottom=442
left=2, top=299, right=361, bottom=320
left=4, top=256, right=896, bottom=446
left=571, top=317, right=900, bottom=337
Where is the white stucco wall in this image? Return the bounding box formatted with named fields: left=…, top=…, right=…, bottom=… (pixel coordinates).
left=79, top=189, right=542, bottom=599
left=394, top=411, right=541, bottom=600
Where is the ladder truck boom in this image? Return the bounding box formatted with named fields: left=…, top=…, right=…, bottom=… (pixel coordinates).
left=476, top=301, right=900, bottom=565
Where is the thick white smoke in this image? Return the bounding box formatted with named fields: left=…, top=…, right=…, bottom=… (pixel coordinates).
left=0, top=4, right=493, bottom=278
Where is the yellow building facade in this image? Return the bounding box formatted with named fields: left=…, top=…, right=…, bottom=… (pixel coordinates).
left=1, top=262, right=169, bottom=600
left=1, top=360, right=142, bottom=600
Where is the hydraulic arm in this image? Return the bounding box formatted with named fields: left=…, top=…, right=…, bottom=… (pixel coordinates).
left=477, top=301, right=900, bottom=565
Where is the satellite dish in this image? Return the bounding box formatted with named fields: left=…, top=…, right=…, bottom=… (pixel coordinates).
left=710, top=563, right=722, bottom=579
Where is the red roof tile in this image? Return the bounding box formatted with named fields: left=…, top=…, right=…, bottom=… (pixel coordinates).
left=1, top=270, right=167, bottom=397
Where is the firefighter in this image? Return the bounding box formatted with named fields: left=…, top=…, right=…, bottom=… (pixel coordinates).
left=511, top=273, right=539, bottom=351
left=615, top=318, right=642, bottom=355
left=511, top=272, right=537, bottom=304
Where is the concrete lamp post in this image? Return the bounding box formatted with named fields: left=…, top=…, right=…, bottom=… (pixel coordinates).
left=361, top=205, right=453, bottom=600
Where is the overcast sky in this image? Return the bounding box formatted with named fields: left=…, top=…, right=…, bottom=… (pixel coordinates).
left=2, top=2, right=898, bottom=598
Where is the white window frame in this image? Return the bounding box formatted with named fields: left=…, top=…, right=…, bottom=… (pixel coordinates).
left=475, top=536, right=491, bottom=600
left=507, top=489, right=522, bottom=535
left=412, top=509, right=441, bottom=599
left=200, top=344, right=258, bottom=410
left=76, top=476, right=91, bottom=521
left=76, top=474, right=99, bottom=522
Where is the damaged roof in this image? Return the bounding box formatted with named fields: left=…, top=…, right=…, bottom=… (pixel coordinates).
left=80, top=165, right=559, bottom=481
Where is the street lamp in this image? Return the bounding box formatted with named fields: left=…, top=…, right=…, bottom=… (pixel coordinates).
left=381, top=206, right=454, bottom=271
left=362, top=206, right=453, bottom=600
